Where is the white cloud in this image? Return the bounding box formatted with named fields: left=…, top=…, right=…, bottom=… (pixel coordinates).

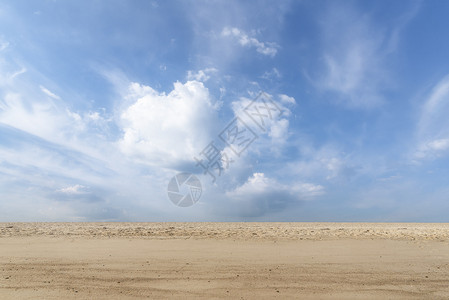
left=119, top=80, right=219, bottom=167
left=0, top=92, right=81, bottom=143
left=221, top=27, right=279, bottom=57
left=229, top=172, right=324, bottom=201
left=228, top=93, right=294, bottom=155
left=222, top=173, right=325, bottom=217
left=269, top=118, right=288, bottom=140
left=0, top=81, right=115, bottom=171
left=0, top=40, right=9, bottom=51
left=261, top=68, right=281, bottom=80
left=268, top=118, right=289, bottom=151
left=187, top=68, right=218, bottom=82
left=57, top=184, right=89, bottom=195
left=40, top=85, right=61, bottom=100
left=87, top=111, right=101, bottom=121
left=427, top=139, right=449, bottom=151
left=230, top=93, right=291, bottom=124
left=278, top=94, right=296, bottom=105
left=415, top=139, right=449, bottom=160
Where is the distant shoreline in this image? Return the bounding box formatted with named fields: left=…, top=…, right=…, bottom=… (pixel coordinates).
left=2, top=222, right=449, bottom=241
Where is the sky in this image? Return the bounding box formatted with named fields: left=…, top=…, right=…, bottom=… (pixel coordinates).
left=1, top=0, right=449, bottom=222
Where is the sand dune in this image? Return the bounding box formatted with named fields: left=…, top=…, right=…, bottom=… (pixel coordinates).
left=1, top=223, right=449, bottom=299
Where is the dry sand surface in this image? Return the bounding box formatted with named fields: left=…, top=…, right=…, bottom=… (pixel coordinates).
left=1, top=223, right=449, bottom=299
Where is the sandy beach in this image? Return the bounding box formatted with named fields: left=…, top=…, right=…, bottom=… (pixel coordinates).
left=1, top=223, right=449, bottom=299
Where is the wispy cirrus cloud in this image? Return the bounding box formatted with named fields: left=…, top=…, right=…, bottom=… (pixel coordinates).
left=40, top=85, right=61, bottom=100
left=8, top=67, right=27, bottom=80
left=413, top=74, right=449, bottom=161
left=310, top=2, right=420, bottom=108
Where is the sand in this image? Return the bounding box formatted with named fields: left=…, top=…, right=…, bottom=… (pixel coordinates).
left=1, top=223, right=449, bottom=299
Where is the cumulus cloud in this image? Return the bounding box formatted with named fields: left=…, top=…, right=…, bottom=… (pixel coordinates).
left=269, top=118, right=289, bottom=140
left=229, top=93, right=293, bottom=154
left=228, top=173, right=324, bottom=198
left=221, top=27, right=279, bottom=57
left=119, top=80, right=220, bottom=167
left=224, top=173, right=324, bottom=217
left=268, top=118, right=289, bottom=152
left=278, top=94, right=296, bottom=105
left=231, top=93, right=290, bottom=125
left=187, top=68, right=218, bottom=82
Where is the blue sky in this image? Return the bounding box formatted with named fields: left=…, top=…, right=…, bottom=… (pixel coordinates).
left=1, top=0, right=449, bottom=221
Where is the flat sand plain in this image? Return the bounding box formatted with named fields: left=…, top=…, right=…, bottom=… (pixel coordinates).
left=1, top=223, right=449, bottom=299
